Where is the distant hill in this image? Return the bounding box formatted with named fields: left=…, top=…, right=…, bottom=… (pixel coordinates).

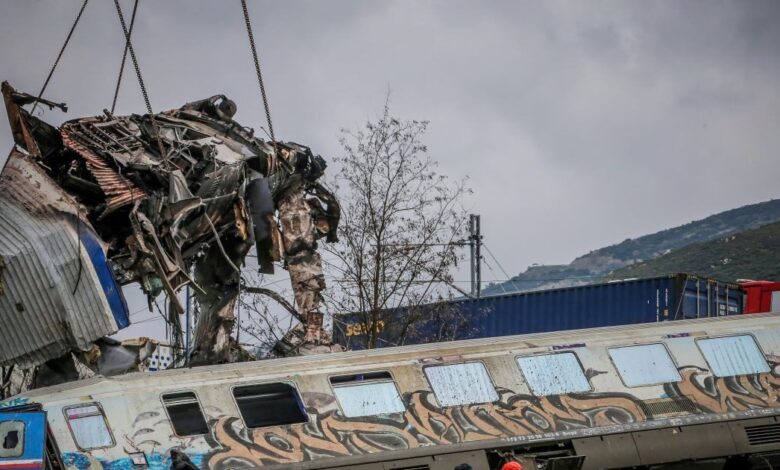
left=483, top=198, right=780, bottom=296
left=609, top=220, right=780, bottom=282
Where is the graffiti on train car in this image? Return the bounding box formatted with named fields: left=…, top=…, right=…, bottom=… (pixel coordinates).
left=665, top=363, right=780, bottom=413
left=203, top=387, right=648, bottom=468
left=54, top=362, right=780, bottom=469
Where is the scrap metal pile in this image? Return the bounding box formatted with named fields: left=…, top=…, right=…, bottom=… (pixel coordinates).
left=0, top=81, right=339, bottom=374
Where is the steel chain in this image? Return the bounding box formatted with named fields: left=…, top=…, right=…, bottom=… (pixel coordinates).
left=112, top=0, right=168, bottom=163
left=240, top=0, right=278, bottom=155
left=110, top=0, right=139, bottom=115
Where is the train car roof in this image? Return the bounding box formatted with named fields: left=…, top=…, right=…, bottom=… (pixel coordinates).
left=14, top=312, right=780, bottom=402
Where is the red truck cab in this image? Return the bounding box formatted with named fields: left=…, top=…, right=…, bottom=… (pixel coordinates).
left=740, top=281, right=780, bottom=314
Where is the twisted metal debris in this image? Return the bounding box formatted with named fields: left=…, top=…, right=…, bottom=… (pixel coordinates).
left=0, top=81, right=339, bottom=370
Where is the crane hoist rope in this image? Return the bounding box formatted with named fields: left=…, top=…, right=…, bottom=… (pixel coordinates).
left=28, top=0, right=280, bottom=165
left=110, top=0, right=139, bottom=115
left=240, top=0, right=278, bottom=159
left=30, top=0, right=89, bottom=115
left=112, top=0, right=167, bottom=164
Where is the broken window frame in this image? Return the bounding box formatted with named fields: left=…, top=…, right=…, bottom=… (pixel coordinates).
left=0, top=420, right=24, bottom=458
left=160, top=390, right=210, bottom=437
left=422, top=361, right=500, bottom=408
left=62, top=402, right=115, bottom=451
left=516, top=351, right=592, bottom=396
left=329, top=370, right=406, bottom=418
left=230, top=382, right=309, bottom=429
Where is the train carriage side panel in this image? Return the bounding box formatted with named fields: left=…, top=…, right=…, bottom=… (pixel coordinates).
left=6, top=314, right=780, bottom=469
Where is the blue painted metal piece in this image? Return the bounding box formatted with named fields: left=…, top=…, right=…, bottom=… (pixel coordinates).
left=73, top=221, right=130, bottom=329
left=335, top=274, right=744, bottom=349
left=0, top=398, right=29, bottom=410
left=0, top=411, right=46, bottom=469
left=62, top=451, right=205, bottom=470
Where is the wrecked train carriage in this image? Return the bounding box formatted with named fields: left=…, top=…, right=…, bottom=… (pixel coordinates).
left=0, top=150, right=129, bottom=370
left=1, top=82, right=339, bottom=370
left=6, top=313, right=780, bottom=469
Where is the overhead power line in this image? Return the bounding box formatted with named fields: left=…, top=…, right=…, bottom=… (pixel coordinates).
left=482, top=243, right=512, bottom=281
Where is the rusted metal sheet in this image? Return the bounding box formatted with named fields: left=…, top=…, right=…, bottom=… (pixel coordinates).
left=60, top=128, right=146, bottom=216
left=0, top=150, right=129, bottom=368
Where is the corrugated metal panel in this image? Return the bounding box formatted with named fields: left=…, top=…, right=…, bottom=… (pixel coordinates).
left=335, top=274, right=744, bottom=349
left=0, top=151, right=128, bottom=368
left=60, top=128, right=146, bottom=215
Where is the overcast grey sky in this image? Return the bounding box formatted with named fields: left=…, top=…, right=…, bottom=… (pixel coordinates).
left=1, top=1, right=778, bottom=339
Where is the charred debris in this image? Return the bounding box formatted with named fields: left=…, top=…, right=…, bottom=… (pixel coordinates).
left=0, top=81, right=340, bottom=383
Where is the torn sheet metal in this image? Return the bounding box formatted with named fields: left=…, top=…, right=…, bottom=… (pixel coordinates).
left=2, top=82, right=340, bottom=367
left=0, top=150, right=129, bottom=368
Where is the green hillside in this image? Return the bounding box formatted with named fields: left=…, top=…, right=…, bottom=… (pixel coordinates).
left=579, top=198, right=780, bottom=265
left=608, top=220, right=780, bottom=282
left=483, top=198, right=780, bottom=296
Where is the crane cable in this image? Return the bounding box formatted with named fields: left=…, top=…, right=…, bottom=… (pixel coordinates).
left=30, top=0, right=90, bottom=115
left=112, top=0, right=168, bottom=164
left=240, top=0, right=278, bottom=158
left=110, top=0, right=140, bottom=115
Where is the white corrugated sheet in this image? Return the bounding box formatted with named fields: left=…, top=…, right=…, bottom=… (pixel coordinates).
left=0, top=151, right=124, bottom=368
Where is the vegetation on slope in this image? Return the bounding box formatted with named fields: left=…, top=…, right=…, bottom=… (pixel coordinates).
left=483, top=199, right=780, bottom=296
left=609, top=220, right=780, bottom=282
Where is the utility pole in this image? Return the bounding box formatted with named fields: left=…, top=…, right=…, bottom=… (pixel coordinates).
left=185, top=285, right=190, bottom=366
left=469, top=214, right=482, bottom=298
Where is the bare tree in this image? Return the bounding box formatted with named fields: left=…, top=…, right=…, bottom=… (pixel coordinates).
left=235, top=267, right=309, bottom=358
left=324, top=99, right=471, bottom=349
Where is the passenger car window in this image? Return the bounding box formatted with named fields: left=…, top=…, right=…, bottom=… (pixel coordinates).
left=609, top=344, right=681, bottom=387
left=330, top=371, right=405, bottom=417
left=162, top=392, right=209, bottom=436
left=233, top=383, right=308, bottom=428
left=0, top=421, right=24, bottom=458
left=423, top=362, right=498, bottom=407
left=698, top=335, right=770, bottom=377
left=517, top=352, right=590, bottom=396
left=64, top=404, right=114, bottom=449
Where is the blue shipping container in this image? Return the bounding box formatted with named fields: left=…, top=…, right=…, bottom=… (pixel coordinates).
left=334, top=273, right=743, bottom=349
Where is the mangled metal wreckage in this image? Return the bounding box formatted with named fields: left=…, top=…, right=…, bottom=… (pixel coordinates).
left=0, top=81, right=339, bottom=379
